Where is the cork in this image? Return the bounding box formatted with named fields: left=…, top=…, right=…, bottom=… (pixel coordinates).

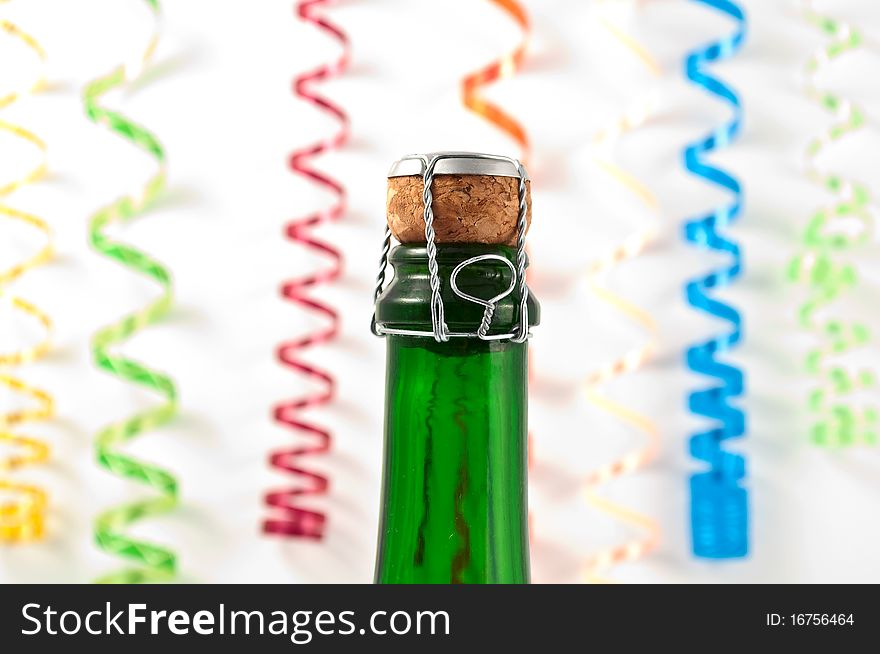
left=386, top=174, right=532, bottom=246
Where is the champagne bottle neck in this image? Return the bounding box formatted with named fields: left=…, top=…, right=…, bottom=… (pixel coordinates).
left=375, top=336, right=530, bottom=584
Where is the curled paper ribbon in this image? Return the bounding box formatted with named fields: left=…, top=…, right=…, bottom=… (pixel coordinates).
left=264, top=0, right=348, bottom=540
left=584, top=0, right=661, bottom=583
left=683, top=0, right=747, bottom=559
left=85, top=0, right=179, bottom=583
left=0, top=16, right=54, bottom=543
left=787, top=2, right=877, bottom=447
left=462, top=0, right=530, bottom=162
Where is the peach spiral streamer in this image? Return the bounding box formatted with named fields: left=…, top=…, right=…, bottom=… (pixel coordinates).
left=584, top=0, right=661, bottom=583
left=0, top=15, right=54, bottom=543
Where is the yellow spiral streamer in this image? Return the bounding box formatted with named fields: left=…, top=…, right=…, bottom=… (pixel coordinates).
left=584, top=0, right=661, bottom=583
left=0, top=15, right=54, bottom=543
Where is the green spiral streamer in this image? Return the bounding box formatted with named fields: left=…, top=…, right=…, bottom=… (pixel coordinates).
left=788, top=4, right=877, bottom=447
left=85, top=0, right=179, bottom=583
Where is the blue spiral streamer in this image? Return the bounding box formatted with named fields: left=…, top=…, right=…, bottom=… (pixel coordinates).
left=683, top=0, right=747, bottom=559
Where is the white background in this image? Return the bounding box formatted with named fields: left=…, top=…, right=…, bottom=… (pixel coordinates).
left=1, top=0, right=879, bottom=584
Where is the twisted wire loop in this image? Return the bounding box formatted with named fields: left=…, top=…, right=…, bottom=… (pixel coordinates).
left=0, top=12, right=54, bottom=543
left=462, top=0, right=530, bottom=162
left=421, top=157, right=449, bottom=343
left=85, top=0, right=179, bottom=583
left=369, top=226, right=391, bottom=337
left=511, top=165, right=529, bottom=343
left=683, top=0, right=747, bottom=560
left=449, top=254, right=517, bottom=340
left=264, top=0, right=349, bottom=540
left=583, top=0, right=662, bottom=583
left=787, top=2, right=877, bottom=448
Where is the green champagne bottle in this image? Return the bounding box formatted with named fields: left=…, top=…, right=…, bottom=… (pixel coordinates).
left=372, top=153, right=539, bottom=584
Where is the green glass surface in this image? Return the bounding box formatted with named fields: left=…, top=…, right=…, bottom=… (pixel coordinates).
left=374, top=244, right=538, bottom=584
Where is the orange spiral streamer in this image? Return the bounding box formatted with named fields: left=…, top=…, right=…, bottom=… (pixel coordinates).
left=461, top=0, right=530, bottom=162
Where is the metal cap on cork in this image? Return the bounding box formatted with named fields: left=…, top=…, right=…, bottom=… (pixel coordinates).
left=386, top=152, right=532, bottom=247
left=388, top=151, right=529, bottom=179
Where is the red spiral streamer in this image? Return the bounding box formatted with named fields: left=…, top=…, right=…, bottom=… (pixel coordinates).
left=264, top=0, right=349, bottom=540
